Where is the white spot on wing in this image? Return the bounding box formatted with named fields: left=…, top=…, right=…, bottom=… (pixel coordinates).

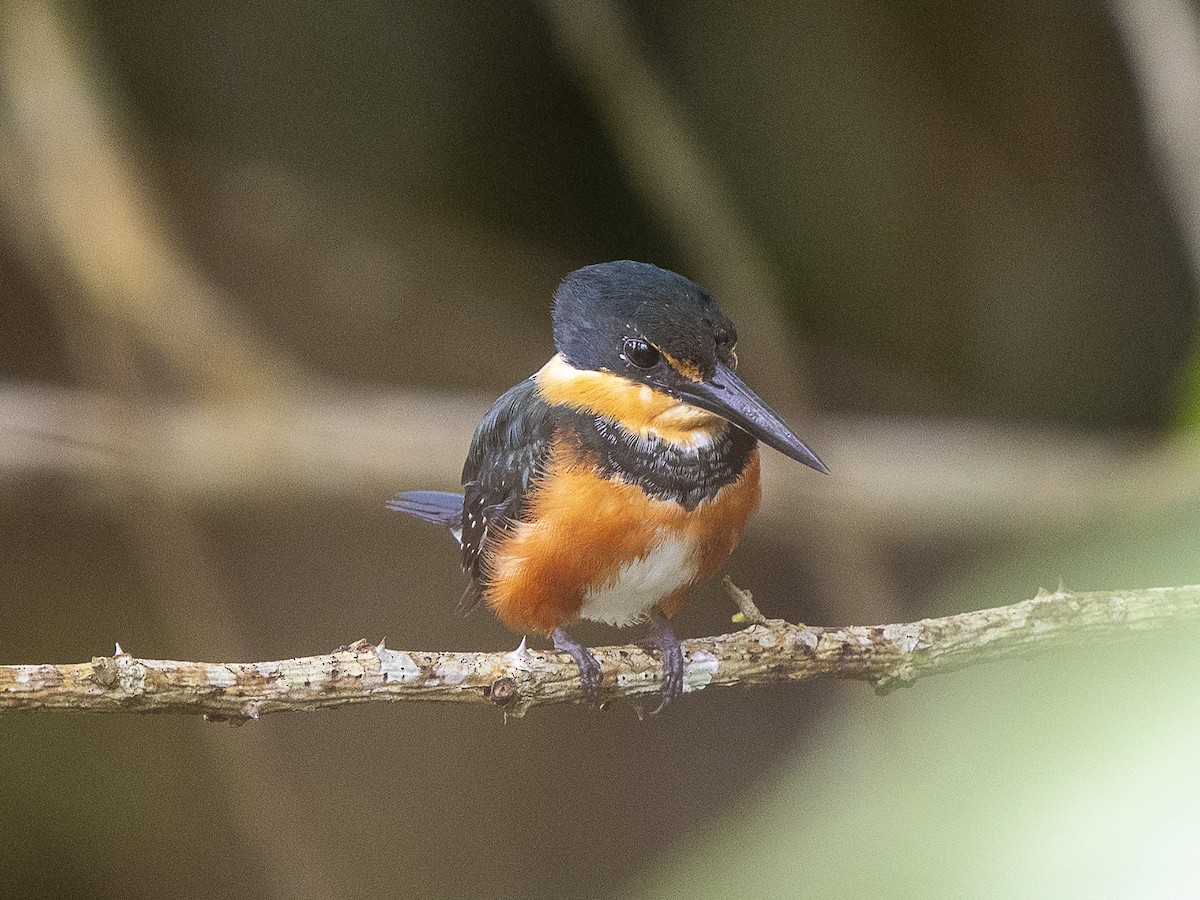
left=579, top=533, right=697, bottom=627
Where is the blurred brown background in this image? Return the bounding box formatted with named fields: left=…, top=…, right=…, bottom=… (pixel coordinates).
left=4, top=2, right=1200, bottom=898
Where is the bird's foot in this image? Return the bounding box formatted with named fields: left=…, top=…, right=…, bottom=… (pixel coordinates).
left=646, top=611, right=684, bottom=713
left=552, top=627, right=601, bottom=701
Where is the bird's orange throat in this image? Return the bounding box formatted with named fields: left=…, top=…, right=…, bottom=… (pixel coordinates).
left=535, top=353, right=725, bottom=448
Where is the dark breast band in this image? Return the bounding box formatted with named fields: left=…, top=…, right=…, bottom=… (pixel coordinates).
left=558, top=411, right=757, bottom=510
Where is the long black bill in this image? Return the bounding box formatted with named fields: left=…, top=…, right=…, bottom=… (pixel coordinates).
left=672, top=363, right=829, bottom=473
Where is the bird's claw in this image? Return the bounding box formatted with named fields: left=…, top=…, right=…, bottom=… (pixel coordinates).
left=647, top=611, right=685, bottom=713
left=552, top=627, right=602, bottom=700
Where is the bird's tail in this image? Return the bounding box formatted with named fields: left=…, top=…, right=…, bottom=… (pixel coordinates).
left=387, top=490, right=464, bottom=530
left=391, top=491, right=474, bottom=611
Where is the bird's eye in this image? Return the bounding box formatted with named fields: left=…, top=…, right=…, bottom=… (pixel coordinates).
left=623, top=338, right=660, bottom=369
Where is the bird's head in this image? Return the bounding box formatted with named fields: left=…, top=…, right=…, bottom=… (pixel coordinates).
left=542, top=260, right=827, bottom=473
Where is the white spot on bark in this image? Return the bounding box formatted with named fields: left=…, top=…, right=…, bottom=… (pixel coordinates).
left=377, top=647, right=422, bottom=683
left=881, top=623, right=923, bottom=654
left=797, top=629, right=819, bottom=650
left=435, top=659, right=470, bottom=685
left=685, top=651, right=719, bottom=692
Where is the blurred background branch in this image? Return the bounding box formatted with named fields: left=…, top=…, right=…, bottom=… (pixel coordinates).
left=1109, top=0, right=1200, bottom=286
left=1108, top=0, right=1200, bottom=424
left=0, top=383, right=1167, bottom=539
left=0, top=2, right=307, bottom=403
left=0, top=5, right=335, bottom=899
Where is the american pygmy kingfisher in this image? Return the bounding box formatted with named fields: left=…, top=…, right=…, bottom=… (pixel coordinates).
left=390, top=260, right=827, bottom=709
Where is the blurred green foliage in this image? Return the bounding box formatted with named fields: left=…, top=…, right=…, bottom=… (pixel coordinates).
left=627, top=494, right=1200, bottom=899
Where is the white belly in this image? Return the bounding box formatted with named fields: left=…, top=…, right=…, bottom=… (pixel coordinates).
left=578, top=533, right=697, bottom=627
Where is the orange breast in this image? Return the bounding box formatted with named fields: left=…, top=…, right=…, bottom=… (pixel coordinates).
left=482, top=441, right=761, bottom=634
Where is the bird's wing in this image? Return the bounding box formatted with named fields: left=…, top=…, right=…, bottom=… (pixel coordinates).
left=458, top=376, right=557, bottom=615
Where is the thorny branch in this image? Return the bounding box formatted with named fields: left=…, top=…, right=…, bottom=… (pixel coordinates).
left=4, top=583, right=1199, bottom=720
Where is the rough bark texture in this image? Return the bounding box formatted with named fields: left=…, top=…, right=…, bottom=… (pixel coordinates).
left=4, top=584, right=1199, bottom=719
